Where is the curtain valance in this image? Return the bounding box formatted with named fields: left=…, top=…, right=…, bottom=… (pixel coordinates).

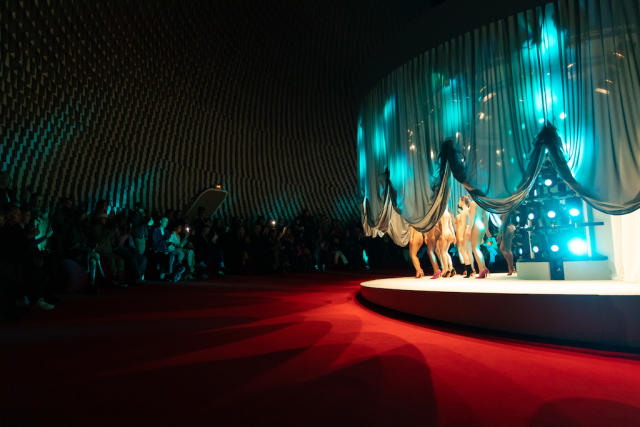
left=359, top=0, right=640, bottom=242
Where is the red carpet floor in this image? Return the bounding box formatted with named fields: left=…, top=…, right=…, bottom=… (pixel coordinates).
left=2, top=272, right=640, bottom=427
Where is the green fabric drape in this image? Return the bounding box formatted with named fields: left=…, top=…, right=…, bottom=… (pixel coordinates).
left=359, top=0, right=640, bottom=244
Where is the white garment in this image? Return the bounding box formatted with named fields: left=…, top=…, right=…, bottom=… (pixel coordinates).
left=610, top=209, right=640, bottom=283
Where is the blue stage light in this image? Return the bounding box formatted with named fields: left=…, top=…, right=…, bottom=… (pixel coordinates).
left=538, top=118, right=545, bottom=124
left=544, top=178, right=553, bottom=186
left=550, top=244, right=559, bottom=252
left=569, top=208, right=580, bottom=217
left=519, top=248, right=523, bottom=255
left=559, top=112, right=566, bottom=120
left=547, top=210, right=556, bottom=218
left=528, top=212, right=535, bottom=220
left=516, top=215, right=520, bottom=223
left=533, top=246, right=539, bottom=253
left=568, top=238, right=587, bottom=256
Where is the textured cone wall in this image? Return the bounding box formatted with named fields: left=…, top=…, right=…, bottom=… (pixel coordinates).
left=1, top=0, right=412, bottom=221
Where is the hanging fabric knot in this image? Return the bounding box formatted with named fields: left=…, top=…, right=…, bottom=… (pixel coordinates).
left=440, top=139, right=467, bottom=183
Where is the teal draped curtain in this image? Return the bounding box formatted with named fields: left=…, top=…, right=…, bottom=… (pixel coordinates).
left=359, top=0, right=640, bottom=245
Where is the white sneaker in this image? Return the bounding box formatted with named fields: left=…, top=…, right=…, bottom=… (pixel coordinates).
left=36, top=298, right=55, bottom=311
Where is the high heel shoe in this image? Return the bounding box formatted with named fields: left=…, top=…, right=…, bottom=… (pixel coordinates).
left=430, top=270, right=442, bottom=279
left=476, top=268, right=489, bottom=279
left=450, top=269, right=456, bottom=278
left=443, top=270, right=451, bottom=278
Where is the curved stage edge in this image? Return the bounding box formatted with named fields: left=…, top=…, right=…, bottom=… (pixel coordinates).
left=360, top=274, right=640, bottom=350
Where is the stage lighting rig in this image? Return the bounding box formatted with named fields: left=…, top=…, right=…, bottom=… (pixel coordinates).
left=511, top=157, right=606, bottom=274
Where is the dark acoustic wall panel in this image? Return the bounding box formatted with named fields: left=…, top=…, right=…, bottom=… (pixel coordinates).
left=2, top=0, right=421, bottom=221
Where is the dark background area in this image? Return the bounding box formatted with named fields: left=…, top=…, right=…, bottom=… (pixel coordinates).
left=1, top=0, right=547, bottom=221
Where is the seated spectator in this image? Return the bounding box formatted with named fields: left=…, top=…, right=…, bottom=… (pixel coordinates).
left=23, top=214, right=55, bottom=309
left=329, top=234, right=349, bottom=267
left=267, top=225, right=286, bottom=272
left=151, top=217, right=185, bottom=282
left=314, top=230, right=330, bottom=272
left=194, top=225, right=224, bottom=278
left=115, top=222, right=147, bottom=283
left=168, top=223, right=196, bottom=280
left=224, top=225, right=249, bottom=273
left=0, top=205, right=26, bottom=318
left=0, top=205, right=54, bottom=314
left=93, top=214, right=127, bottom=288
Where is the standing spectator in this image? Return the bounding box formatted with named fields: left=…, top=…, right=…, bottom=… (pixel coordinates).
left=131, top=203, right=152, bottom=256
left=191, top=207, right=209, bottom=235
left=194, top=225, right=225, bottom=278
left=51, top=197, right=75, bottom=258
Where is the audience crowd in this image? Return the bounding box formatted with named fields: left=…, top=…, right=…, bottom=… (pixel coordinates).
left=1, top=170, right=503, bottom=320
left=1, top=172, right=413, bottom=319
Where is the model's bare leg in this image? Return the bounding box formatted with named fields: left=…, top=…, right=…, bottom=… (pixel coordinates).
left=425, top=232, right=441, bottom=278
left=500, top=224, right=516, bottom=275
left=463, top=226, right=474, bottom=276
left=471, top=220, right=488, bottom=278
left=455, top=229, right=469, bottom=274
left=409, top=228, right=424, bottom=278
left=445, top=238, right=455, bottom=275
left=437, top=238, right=452, bottom=276
left=455, top=225, right=465, bottom=266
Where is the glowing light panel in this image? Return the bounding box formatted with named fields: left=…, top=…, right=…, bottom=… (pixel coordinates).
left=568, top=238, right=588, bottom=256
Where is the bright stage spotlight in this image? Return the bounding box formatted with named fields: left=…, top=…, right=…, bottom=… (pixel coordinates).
left=550, top=244, right=560, bottom=252
left=533, top=246, right=539, bottom=253
left=568, top=237, right=588, bottom=256
left=519, top=248, right=523, bottom=255
left=528, top=212, right=535, bottom=220
left=544, top=178, right=553, bottom=186
left=547, top=210, right=556, bottom=218
left=569, top=208, right=580, bottom=217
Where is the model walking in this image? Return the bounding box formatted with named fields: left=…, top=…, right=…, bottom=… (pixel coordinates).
left=468, top=198, right=490, bottom=279
left=456, top=196, right=475, bottom=277
left=436, top=207, right=456, bottom=277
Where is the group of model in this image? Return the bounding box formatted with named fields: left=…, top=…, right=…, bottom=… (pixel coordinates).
left=409, top=195, right=516, bottom=279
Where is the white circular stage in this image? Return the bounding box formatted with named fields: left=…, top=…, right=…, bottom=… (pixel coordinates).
left=360, top=273, right=640, bottom=350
